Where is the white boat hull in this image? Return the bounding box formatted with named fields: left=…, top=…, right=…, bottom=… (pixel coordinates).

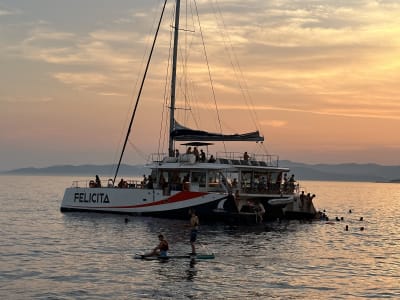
left=61, top=187, right=225, bottom=217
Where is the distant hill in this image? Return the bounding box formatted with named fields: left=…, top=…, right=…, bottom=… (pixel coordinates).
left=1, top=164, right=150, bottom=177
left=2, top=161, right=400, bottom=182
left=280, top=160, right=400, bottom=182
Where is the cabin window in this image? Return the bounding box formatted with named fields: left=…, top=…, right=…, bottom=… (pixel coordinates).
left=158, top=171, right=169, bottom=187
left=191, top=171, right=206, bottom=187
left=208, top=170, right=219, bottom=184
left=170, top=171, right=183, bottom=191
left=206, top=170, right=227, bottom=191
left=225, top=172, right=239, bottom=188
left=151, top=169, right=157, bottom=180
left=241, top=171, right=253, bottom=191
left=269, top=172, right=283, bottom=193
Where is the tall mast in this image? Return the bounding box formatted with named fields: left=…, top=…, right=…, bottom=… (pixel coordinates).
left=169, top=0, right=181, bottom=157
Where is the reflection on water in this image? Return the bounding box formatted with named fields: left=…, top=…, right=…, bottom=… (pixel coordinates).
left=0, top=176, right=400, bottom=299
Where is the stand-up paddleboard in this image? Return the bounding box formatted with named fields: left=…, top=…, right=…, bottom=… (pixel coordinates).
left=134, top=253, right=215, bottom=260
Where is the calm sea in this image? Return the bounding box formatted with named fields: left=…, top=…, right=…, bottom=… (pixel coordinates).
left=0, top=175, right=399, bottom=299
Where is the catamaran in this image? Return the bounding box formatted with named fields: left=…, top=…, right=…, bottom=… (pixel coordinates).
left=60, top=0, right=318, bottom=224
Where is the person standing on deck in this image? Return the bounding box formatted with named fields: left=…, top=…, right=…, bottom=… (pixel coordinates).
left=189, top=209, right=199, bottom=255
left=95, top=175, right=101, bottom=187
left=243, top=151, right=249, bottom=161
left=200, top=149, right=206, bottom=162
left=193, top=147, right=200, bottom=161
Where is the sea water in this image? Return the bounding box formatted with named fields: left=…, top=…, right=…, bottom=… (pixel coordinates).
left=0, top=175, right=399, bottom=299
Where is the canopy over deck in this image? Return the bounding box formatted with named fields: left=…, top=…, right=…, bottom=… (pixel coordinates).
left=172, top=121, right=264, bottom=142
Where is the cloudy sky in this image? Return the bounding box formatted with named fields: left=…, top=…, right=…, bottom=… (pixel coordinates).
left=1, top=0, right=400, bottom=171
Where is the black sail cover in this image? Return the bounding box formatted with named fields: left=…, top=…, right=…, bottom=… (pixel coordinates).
left=171, top=121, right=264, bottom=142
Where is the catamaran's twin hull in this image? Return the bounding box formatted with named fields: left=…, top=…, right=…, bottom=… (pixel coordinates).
left=61, top=187, right=317, bottom=222
left=60, top=187, right=225, bottom=219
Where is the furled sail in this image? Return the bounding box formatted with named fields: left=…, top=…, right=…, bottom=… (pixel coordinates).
left=171, top=121, right=264, bottom=142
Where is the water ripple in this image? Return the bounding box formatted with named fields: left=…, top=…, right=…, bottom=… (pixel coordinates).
left=1, top=177, right=400, bottom=299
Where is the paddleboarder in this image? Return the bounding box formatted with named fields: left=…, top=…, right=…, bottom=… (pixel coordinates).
left=189, top=209, right=199, bottom=255
left=143, top=234, right=169, bottom=257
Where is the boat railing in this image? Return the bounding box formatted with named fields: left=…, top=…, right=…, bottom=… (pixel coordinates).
left=72, top=180, right=90, bottom=188
left=216, top=152, right=279, bottom=167
left=148, top=153, right=168, bottom=163
left=71, top=179, right=147, bottom=189
left=234, top=182, right=299, bottom=195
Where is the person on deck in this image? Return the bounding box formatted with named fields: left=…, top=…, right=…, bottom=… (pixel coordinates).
left=288, top=174, right=296, bottom=192
left=193, top=147, right=200, bottom=161
left=147, top=175, right=154, bottom=189
left=95, top=175, right=101, bottom=187
left=189, top=209, right=199, bottom=255
left=208, top=155, right=216, bottom=163
left=283, top=173, right=288, bottom=192
left=118, top=178, right=125, bottom=188
left=143, top=234, right=169, bottom=257
left=224, top=191, right=238, bottom=212
left=243, top=151, right=249, bottom=161
left=232, top=178, right=238, bottom=188
left=142, top=175, right=148, bottom=186
left=299, top=191, right=305, bottom=208
left=175, top=149, right=180, bottom=158
left=200, top=149, right=206, bottom=162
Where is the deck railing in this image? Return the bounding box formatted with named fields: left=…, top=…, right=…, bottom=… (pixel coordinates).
left=71, top=179, right=144, bottom=189
left=216, top=152, right=280, bottom=167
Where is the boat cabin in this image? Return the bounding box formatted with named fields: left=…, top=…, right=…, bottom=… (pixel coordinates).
left=148, top=151, right=290, bottom=195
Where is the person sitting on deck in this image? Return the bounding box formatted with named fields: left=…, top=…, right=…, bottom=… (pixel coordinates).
left=118, top=178, right=126, bottom=188
left=143, top=234, right=169, bottom=257
left=118, top=178, right=124, bottom=188
left=208, top=155, right=216, bottom=163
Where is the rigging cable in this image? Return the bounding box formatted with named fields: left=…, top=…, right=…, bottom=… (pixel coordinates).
left=179, top=0, right=200, bottom=129
left=128, top=140, right=149, bottom=162
left=186, top=0, right=202, bottom=130
left=193, top=0, right=227, bottom=153
left=157, top=6, right=175, bottom=158
left=212, top=0, right=262, bottom=133
left=113, top=0, right=168, bottom=184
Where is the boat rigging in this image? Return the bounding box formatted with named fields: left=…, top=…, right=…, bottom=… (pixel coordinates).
left=60, top=0, right=319, bottom=224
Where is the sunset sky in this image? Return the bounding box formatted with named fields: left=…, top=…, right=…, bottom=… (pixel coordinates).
left=1, top=0, right=400, bottom=171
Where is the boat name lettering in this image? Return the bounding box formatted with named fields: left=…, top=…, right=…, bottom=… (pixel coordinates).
left=74, top=193, right=110, bottom=203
